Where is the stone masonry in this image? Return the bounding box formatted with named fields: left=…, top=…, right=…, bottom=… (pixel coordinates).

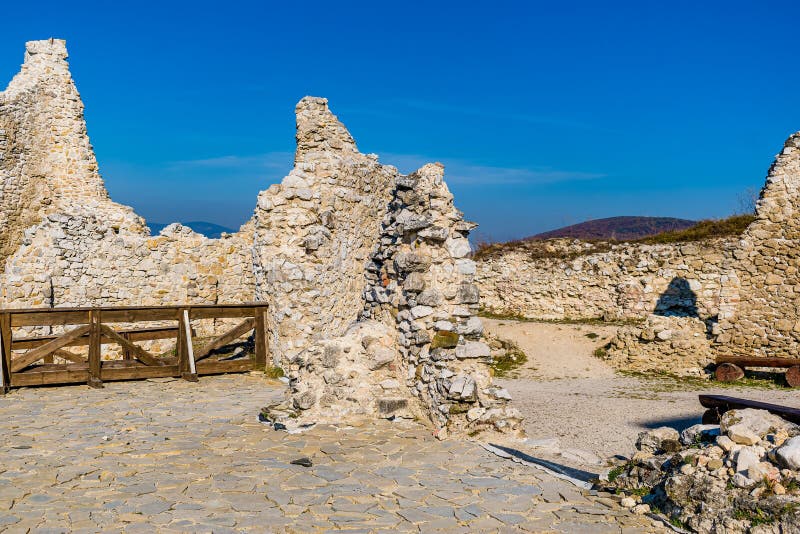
left=255, top=99, right=521, bottom=438
left=0, top=40, right=256, bottom=329
left=2, top=40, right=518, bottom=437
left=716, top=132, right=800, bottom=358
left=476, top=238, right=734, bottom=322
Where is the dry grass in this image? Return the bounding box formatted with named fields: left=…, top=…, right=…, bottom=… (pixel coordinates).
left=636, top=214, right=755, bottom=244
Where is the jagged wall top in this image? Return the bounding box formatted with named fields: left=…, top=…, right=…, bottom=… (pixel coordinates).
left=716, top=132, right=800, bottom=357
left=1, top=39, right=144, bottom=262
left=294, top=97, right=359, bottom=164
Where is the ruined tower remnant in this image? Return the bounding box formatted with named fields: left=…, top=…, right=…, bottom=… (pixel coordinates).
left=716, top=133, right=800, bottom=358
left=254, top=98, right=522, bottom=438
left=0, top=40, right=255, bottom=309
left=0, top=39, right=144, bottom=264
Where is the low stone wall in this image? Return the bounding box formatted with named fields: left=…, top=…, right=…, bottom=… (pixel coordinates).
left=476, top=238, right=734, bottom=321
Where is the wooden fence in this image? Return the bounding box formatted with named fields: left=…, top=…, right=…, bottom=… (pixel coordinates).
left=0, top=303, right=268, bottom=391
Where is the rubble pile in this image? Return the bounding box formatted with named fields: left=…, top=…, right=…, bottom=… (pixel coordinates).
left=606, top=409, right=800, bottom=533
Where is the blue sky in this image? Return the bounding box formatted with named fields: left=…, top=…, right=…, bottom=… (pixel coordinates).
left=2, top=1, right=799, bottom=241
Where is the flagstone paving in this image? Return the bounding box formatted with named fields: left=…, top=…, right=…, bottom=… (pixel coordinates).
left=0, top=374, right=665, bottom=532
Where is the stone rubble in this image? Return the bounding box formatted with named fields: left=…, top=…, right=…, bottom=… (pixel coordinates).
left=606, top=408, right=800, bottom=533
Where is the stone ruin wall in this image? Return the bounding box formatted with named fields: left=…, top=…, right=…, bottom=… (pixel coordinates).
left=476, top=131, right=800, bottom=372
left=716, top=133, right=800, bottom=358
left=476, top=238, right=735, bottom=322
left=255, top=98, right=521, bottom=438
left=0, top=40, right=256, bottom=341
left=1, top=40, right=518, bottom=438
left=0, top=39, right=144, bottom=265
left=474, top=238, right=737, bottom=375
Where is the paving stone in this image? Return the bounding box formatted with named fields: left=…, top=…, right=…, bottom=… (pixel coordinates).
left=0, top=375, right=654, bottom=531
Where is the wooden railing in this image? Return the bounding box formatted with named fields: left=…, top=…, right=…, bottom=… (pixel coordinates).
left=0, top=303, right=268, bottom=391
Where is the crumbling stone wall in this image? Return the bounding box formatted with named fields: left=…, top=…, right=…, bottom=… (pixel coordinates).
left=476, top=239, right=734, bottom=321
left=253, top=97, right=397, bottom=364
left=2, top=216, right=254, bottom=309
left=256, top=99, right=521, bottom=438
left=0, top=39, right=144, bottom=264
left=1, top=39, right=517, bottom=436
left=0, top=40, right=256, bottom=314
left=716, top=133, right=800, bottom=358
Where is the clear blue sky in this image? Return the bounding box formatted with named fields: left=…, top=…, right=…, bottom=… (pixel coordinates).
left=2, top=1, right=798, bottom=241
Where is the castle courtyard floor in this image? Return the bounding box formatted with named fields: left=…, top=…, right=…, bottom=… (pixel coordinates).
left=0, top=374, right=662, bottom=533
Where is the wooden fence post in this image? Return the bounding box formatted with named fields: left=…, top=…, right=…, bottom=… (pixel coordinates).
left=87, top=310, right=103, bottom=388
left=254, top=307, right=267, bottom=371
left=121, top=332, right=132, bottom=360
left=179, top=308, right=198, bottom=382
left=0, top=313, right=11, bottom=393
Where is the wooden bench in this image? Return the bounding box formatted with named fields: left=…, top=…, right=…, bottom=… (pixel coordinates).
left=714, top=356, right=800, bottom=387
left=699, top=394, right=800, bottom=424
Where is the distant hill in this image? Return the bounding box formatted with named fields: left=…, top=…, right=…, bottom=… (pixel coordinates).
left=531, top=216, right=697, bottom=242
left=148, top=221, right=236, bottom=239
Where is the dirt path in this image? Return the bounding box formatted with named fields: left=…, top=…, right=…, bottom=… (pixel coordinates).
left=484, top=318, right=800, bottom=469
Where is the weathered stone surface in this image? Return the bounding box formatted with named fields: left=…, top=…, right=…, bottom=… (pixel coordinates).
left=776, top=436, right=800, bottom=470
left=716, top=132, right=800, bottom=359
left=720, top=409, right=799, bottom=440
left=476, top=237, right=734, bottom=322
left=0, top=40, right=255, bottom=340
left=635, top=427, right=680, bottom=454
left=609, top=413, right=800, bottom=533
left=249, top=98, right=519, bottom=437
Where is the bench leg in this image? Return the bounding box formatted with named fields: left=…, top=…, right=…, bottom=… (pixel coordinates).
left=786, top=366, right=800, bottom=388
left=715, top=362, right=744, bottom=383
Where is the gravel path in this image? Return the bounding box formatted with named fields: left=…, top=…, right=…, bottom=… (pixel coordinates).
left=487, top=318, right=800, bottom=467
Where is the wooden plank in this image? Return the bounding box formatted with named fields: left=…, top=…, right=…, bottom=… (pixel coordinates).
left=188, top=307, right=255, bottom=320
left=10, top=309, right=93, bottom=327
left=254, top=309, right=266, bottom=371
left=180, top=309, right=198, bottom=382
left=716, top=355, right=800, bottom=368
left=102, top=364, right=180, bottom=381
left=53, top=349, right=87, bottom=364
left=10, top=363, right=181, bottom=386
left=7, top=304, right=267, bottom=326
left=88, top=310, right=102, bottom=388
left=11, top=368, right=89, bottom=387
left=98, top=325, right=166, bottom=367
left=194, top=318, right=255, bottom=362
left=0, top=313, right=10, bottom=393
left=196, top=359, right=253, bottom=375
left=9, top=324, right=91, bottom=372
left=698, top=394, right=800, bottom=425
left=100, top=308, right=181, bottom=323
left=3, top=303, right=264, bottom=314
left=12, top=326, right=182, bottom=350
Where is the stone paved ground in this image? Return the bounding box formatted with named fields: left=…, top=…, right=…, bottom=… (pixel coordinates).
left=0, top=374, right=665, bottom=533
